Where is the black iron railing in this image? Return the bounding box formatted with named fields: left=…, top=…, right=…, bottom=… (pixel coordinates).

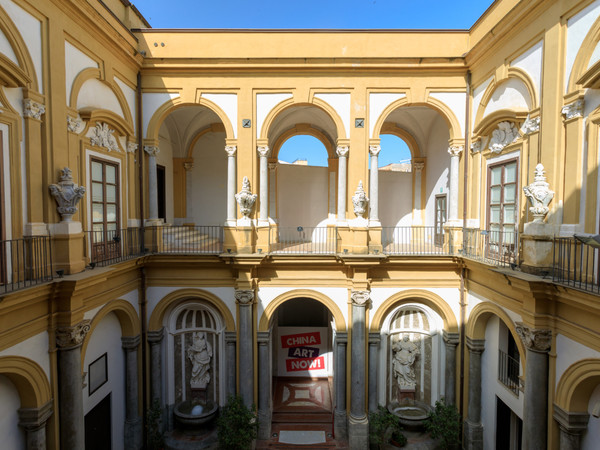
left=269, top=226, right=337, bottom=254
left=0, top=236, right=53, bottom=293
left=159, top=225, right=223, bottom=254
left=553, top=236, right=599, bottom=294
left=382, top=226, right=446, bottom=255
left=87, top=228, right=145, bottom=266
left=498, top=349, right=520, bottom=396
left=462, top=228, right=518, bottom=267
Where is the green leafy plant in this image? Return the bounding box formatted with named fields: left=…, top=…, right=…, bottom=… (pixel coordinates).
left=369, top=405, right=406, bottom=448
left=146, top=399, right=164, bottom=450
left=217, top=395, right=258, bottom=450
left=425, top=399, right=461, bottom=450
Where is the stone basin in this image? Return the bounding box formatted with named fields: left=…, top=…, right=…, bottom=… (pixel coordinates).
left=388, top=401, right=432, bottom=430
left=174, top=400, right=218, bottom=430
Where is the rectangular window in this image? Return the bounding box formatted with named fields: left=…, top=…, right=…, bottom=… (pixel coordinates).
left=487, top=159, right=518, bottom=261
left=91, top=158, right=120, bottom=261
left=434, top=194, right=447, bottom=247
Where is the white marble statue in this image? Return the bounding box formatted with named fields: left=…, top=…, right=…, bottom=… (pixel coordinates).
left=187, top=332, right=213, bottom=389
left=392, top=335, right=420, bottom=389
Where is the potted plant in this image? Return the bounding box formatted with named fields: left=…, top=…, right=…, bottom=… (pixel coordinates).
left=369, top=405, right=406, bottom=448
left=217, top=395, right=258, bottom=450
left=424, top=399, right=460, bottom=450
left=146, top=399, right=164, bottom=450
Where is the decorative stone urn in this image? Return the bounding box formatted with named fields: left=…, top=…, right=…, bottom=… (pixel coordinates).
left=523, top=164, right=554, bottom=223
left=49, top=167, right=86, bottom=221
left=235, top=176, right=257, bottom=222
left=352, top=181, right=369, bottom=218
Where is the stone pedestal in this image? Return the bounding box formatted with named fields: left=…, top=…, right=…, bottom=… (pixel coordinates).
left=52, top=221, right=85, bottom=274
left=18, top=401, right=53, bottom=450
left=234, top=225, right=255, bottom=254
left=349, top=224, right=369, bottom=255
left=520, top=222, right=554, bottom=275
left=255, top=224, right=269, bottom=254
left=367, top=226, right=383, bottom=254
left=553, top=404, right=589, bottom=450
left=144, top=226, right=164, bottom=253
left=443, top=223, right=463, bottom=255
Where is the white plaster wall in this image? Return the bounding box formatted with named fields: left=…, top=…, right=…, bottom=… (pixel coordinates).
left=379, top=171, right=412, bottom=228
left=566, top=0, right=600, bottom=92
left=256, top=93, right=293, bottom=138
left=511, top=40, right=544, bottom=105
left=114, top=77, right=136, bottom=127
left=0, top=28, right=18, bottom=65
left=465, top=292, right=523, bottom=326
left=77, top=78, right=124, bottom=119
left=277, top=164, right=329, bottom=229
left=424, top=116, right=450, bottom=227
left=65, top=41, right=98, bottom=103
left=314, top=93, right=351, bottom=138
left=555, top=334, right=600, bottom=390
left=472, top=76, right=494, bottom=129
left=157, top=128, right=175, bottom=223
left=0, top=375, right=25, bottom=449
left=483, top=78, right=531, bottom=117
left=2, top=0, right=43, bottom=92
left=582, top=384, right=600, bottom=450
left=186, top=131, right=227, bottom=225
left=83, top=312, right=125, bottom=450
left=0, top=332, right=51, bottom=379
left=369, top=93, right=405, bottom=137
left=142, top=92, right=180, bottom=138
left=429, top=92, right=466, bottom=136
left=202, top=93, right=237, bottom=138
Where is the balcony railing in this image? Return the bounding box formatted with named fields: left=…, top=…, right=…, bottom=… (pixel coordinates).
left=269, top=226, right=337, bottom=254
left=0, top=236, right=53, bottom=293
left=462, top=228, right=518, bottom=267
left=382, top=226, right=447, bottom=255
left=158, top=225, right=224, bottom=254
left=87, top=228, right=145, bottom=266
left=498, top=349, right=520, bottom=396
left=553, top=236, right=599, bottom=294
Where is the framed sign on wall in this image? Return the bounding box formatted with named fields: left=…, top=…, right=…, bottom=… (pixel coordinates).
left=88, top=353, right=108, bottom=395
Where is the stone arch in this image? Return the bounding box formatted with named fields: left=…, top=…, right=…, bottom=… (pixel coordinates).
left=378, top=123, right=422, bottom=158
left=568, top=15, right=600, bottom=92
left=556, top=359, right=600, bottom=411
left=271, top=123, right=335, bottom=160
left=185, top=122, right=226, bottom=159
left=145, top=96, right=235, bottom=143
left=370, top=289, right=458, bottom=333
left=372, top=97, right=462, bottom=142
left=466, top=301, right=526, bottom=368
left=0, top=5, right=37, bottom=90
left=258, top=289, right=346, bottom=332
left=0, top=356, right=51, bottom=408
left=80, top=299, right=141, bottom=367
left=259, top=98, right=347, bottom=142
left=149, top=288, right=235, bottom=332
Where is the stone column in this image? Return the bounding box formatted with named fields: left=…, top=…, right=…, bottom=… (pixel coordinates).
left=122, top=335, right=142, bottom=450
left=257, top=146, right=270, bottom=225
left=225, top=331, right=237, bottom=399
left=369, top=145, right=380, bottom=224
left=236, top=290, right=255, bottom=407
left=337, top=145, right=349, bottom=222
left=334, top=332, right=348, bottom=439
left=412, top=161, right=425, bottom=225
left=349, top=290, right=369, bottom=449
left=447, top=145, right=463, bottom=223
left=368, top=332, right=380, bottom=413
left=257, top=331, right=271, bottom=440
left=18, top=401, right=53, bottom=450
left=516, top=323, right=552, bottom=450
left=553, top=404, right=589, bottom=450
left=464, top=337, right=485, bottom=450
left=147, top=328, right=164, bottom=404
left=225, top=145, right=237, bottom=225
left=55, top=320, right=91, bottom=450
left=443, top=331, right=459, bottom=406
left=144, top=146, right=160, bottom=224
left=268, top=162, right=277, bottom=222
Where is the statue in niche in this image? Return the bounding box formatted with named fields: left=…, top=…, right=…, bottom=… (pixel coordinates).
left=187, top=332, right=213, bottom=389
left=392, top=335, right=420, bottom=389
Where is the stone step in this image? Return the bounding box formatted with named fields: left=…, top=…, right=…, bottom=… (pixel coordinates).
left=272, top=412, right=332, bottom=423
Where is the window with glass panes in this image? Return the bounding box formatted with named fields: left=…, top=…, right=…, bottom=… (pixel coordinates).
left=487, top=159, right=517, bottom=250
left=91, top=159, right=120, bottom=243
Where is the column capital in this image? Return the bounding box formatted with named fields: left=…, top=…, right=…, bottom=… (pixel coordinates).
left=147, top=327, right=164, bottom=344
left=257, top=331, right=270, bottom=344
left=67, top=115, right=85, bottom=133
left=23, top=98, right=46, bottom=120
left=516, top=322, right=552, bottom=353
left=553, top=404, right=590, bottom=434
left=18, top=400, right=53, bottom=430
left=466, top=336, right=485, bottom=353
left=350, top=290, right=370, bottom=306
left=257, top=145, right=270, bottom=157
left=443, top=331, right=460, bottom=346
left=335, top=332, right=348, bottom=343
left=369, top=145, right=381, bottom=156
left=268, top=162, right=277, bottom=171
left=447, top=145, right=464, bottom=157
left=144, top=145, right=160, bottom=157
left=413, top=161, right=425, bottom=173
left=121, top=335, right=141, bottom=350
left=183, top=161, right=194, bottom=171
left=55, top=320, right=91, bottom=350
left=225, top=331, right=237, bottom=343
left=561, top=99, right=584, bottom=121
left=521, top=116, right=540, bottom=135
left=235, top=289, right=254, bottom=304
left=368, top=332, right=381, bottom=344
left=225, top=145, right=237, bottom=156
left=336, top=145, right=349, bottom=158
left=126, top=142, right=138, bottom=154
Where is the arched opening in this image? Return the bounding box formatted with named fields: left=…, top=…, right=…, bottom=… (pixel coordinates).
left=0, top=374, right=25, bottom=449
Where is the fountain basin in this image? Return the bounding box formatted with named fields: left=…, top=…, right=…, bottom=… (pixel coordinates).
left=174, top=400, right=218, bottom=430
left=388, top=401, right=432, bottom=430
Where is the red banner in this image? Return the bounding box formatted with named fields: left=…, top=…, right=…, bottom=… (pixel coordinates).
left=281, top=331, right=321, bottom=348
left=285, top=356, right=325, bottom=372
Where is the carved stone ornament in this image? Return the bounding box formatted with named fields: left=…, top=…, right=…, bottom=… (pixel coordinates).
left=144, top=145, right=160, bottom=157
left=515, top=322, right=552, bottom=353
left=352, top=181, right=369, bottom=218
left=447, top=145, right=464, bottom=157
left=224, top=145, right=237, bottom=157
left=369, top=145, right=381, bottom=156
left=489, top=121, right=519, bottom=153
left=126, top=142, right=138, bottom=154
left=521, top=116, right=540, bottom=135
left=235, top=290, right=254, bottom=304
left=90, top=122, right=120, bottom=152
left=561, top=99, right=584, bottom=121
left=350, top=290, right=370, bottom=305
left=523, top=163, right=554, bottom=223
left=23, top=99, right=45, bottom=120
left=55, top=320, right=91, bottom=350
left=336, top=145, right=349, bottom=158
left=412, top=162, right=424, bottom=173
left=257, top=145, right=270, bottom=157
left=470, top=140, right=483, bottom=153
left=235, top=176, right=257, bottom=219
left=49, top=167, right=86, bottom=221
left=67, top=116, right=85, bottom=134
left=183, top=162, right=194, bottom=171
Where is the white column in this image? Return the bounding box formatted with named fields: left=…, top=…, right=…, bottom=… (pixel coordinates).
left=369, top=145, right=380, bottom=224
left=337, top=145, right=349, bottom=222
left=225, top=145, right=237, bottom=225
left=268, top=162, right=277, bottom=223
left=144, top=146, right=160, bottom=224
left=413, top=161, right=425, bottom=225
left=258, top=146, right=270, bottom=225
left=447, top=145, right=463, bottom=223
